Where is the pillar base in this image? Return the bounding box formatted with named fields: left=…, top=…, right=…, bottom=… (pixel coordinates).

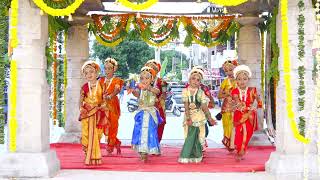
left=0, top=150, right=60, bottom=178
left=58, top=132, right=81, bottom=143
left=249, top=130, right=273, bottom=146
left=266, top=152, right=319, bottom=180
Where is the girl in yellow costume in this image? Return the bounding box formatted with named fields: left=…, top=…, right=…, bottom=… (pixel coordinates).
left=79, top=61, right=109, bottom=165
left=218, top=59, right=238, bottom=152
left=100, top=58, right=124, bottom=155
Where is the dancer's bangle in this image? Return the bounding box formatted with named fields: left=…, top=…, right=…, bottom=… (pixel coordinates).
left=205, top=111, right=211, bottom=119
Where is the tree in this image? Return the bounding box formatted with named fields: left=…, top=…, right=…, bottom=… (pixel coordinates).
left=91, top=39, right=155, bottom=78
left=160, top=50, right=188, bottom=81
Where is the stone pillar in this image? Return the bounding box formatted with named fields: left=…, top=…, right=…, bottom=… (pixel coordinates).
left=266, top=1, right=319, bottom=179
left=237, top=16, right=262, bottom=90
left=0, top=0, right=60, bottom=178
left=237, top=16, right=270, bottom=145
left=58, top=25, right=88, bottom=143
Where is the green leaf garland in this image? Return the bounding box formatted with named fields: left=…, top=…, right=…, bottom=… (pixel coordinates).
left=297, top=0, right=306, bottom=137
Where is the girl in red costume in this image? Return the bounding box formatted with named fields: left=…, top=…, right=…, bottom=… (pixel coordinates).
left=231, top=65, right=262, bottom=161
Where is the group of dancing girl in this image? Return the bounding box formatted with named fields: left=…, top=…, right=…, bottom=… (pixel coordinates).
left=78, top=57, right=262, bottom=165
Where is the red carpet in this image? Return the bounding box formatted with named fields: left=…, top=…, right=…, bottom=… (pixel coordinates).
left=50, top=143, right=275, bottom=172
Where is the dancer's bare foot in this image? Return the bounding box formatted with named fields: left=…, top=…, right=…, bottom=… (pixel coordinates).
left=140, top=153, right=148, bottom=162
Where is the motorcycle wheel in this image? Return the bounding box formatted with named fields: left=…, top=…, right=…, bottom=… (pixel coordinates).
left=128, top=106, right=135, bottom=113
left=173, top=107, right=181, bottom=117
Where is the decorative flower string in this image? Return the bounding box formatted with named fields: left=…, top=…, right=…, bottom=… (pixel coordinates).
left=280, top=0, right=310, bottom=144
left=297, top=0, right=306, bottom=137
left=8, top=0, right=19, bottom=152
left=208, top=0, right=248, bottom=6
left=91, top=14, right=237, bottom=47
left=32, top=0, right=84, bottom=16
left=8, top=60, right=17, bottom=152
left=118, top=0, right=158, bottom=10
left=63, top=31, right=67, bottom=126
left=9, top=0, right=18, bottom=50
left=52, top=34, right=58, bottom=125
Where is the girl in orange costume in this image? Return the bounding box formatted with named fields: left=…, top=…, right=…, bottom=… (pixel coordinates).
left=231, top=65, right=262, bottom=161
left=79, top=61, right=109, bottom=165
left=100, top=58, right=124, bottom=155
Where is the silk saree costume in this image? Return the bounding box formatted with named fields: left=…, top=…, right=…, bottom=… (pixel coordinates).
left=220, top=78, right=237, bottom=151
left=178, top=88, right=207, bottom=163
left=231, top=87, right=258, bottom=156
left=99, top=77, right=124, bottom=152
left=131, top=90, right=163, bottom=155
left=79, top=81, right=109, bottom=165
left=153, top=77, right=167, bottom=142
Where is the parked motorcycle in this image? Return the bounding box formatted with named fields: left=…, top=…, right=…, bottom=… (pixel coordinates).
left=127, top=98, right=138, bottom=112
left=165, top=92, right=182, bottom=117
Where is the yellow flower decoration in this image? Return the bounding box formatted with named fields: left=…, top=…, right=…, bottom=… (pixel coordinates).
left=9, top=60, right=18, bottom=152
left=281, top=0, right=309, bottom=144
left=32, top=0, right=84, bottom=16
left=118, top=0, right=158, bottom=10
left=208, top=0, right=248, bottom=6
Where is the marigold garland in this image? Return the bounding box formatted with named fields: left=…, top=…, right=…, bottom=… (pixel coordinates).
left=208, top=0, right=248, bottom=6
left=8, top=60, right=17, bottom=152
left=32, top=0, right=84, bottom=16
left=118, top=0, right=158, bottom=10
left=93, top=15, right=132, bottom=47
left=9, top=0, right=18, bottom=49
left=95, top=35, right=124, bottom=47
left=280, top=0, right=309, bottom=144
left=8, top=0, right=19, bottom=152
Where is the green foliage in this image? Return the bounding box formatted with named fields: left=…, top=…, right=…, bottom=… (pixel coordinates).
left=266, top=7, right=280, bottom=82
left=91, top=39, right=155, bottom=78
left=298, top=116, right=306, bottom=136
left=43, top=0, right=76, bottom=9
left=160, top=57, right=169, bottom=78
left=0, top=0, right=10, bottom=144
left=297, top=0, right=306, bottom=137
left=48, top=16, right=71, bottom=37
left=160, top=50, right=188, bottom=81
left=183, top=25, right=193, bottom=47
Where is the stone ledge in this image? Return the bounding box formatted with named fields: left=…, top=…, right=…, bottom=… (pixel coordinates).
left=266, top=152, right=319, bottom=180
left=59, top=132, right=81, bottom=143
left=0, top=150, right=60, bottom=178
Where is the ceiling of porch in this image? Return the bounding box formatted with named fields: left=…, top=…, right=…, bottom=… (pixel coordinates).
left=71, top=0, right=278, bottom=24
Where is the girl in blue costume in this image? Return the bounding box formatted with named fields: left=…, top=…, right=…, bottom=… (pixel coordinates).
left=130, top=66, right=162, bottom=162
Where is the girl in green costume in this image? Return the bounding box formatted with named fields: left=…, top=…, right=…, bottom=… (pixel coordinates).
left=178, top=68, right=217, bottom=163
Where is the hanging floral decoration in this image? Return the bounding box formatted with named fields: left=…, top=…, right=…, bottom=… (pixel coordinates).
left=297, top=0, right=306, bottom=137
left=181, top=16, right=239, bottom=47
left=8, top=0, right=18, bottom=152
left=90, top=14, right=132, bottom=47
left=8, top=60, right=17, bottom=152
left=46, top=16, right=70, bottom=127
left=63, top=32, right=67, bottom=125
left=52, top=34, right=58, bottom=125
left=9, top=0, right=18, bottom=50
left=90, top=14, right=239, bottom=48
left=32, top=0, right=85, bottom=16
left=208, top=0, right=248, bottom=6
left=280, top=0, right=309, bottom=144
left=118, top=0, right=158, bottom=10
left=133, top=15, right=180, bottom=47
